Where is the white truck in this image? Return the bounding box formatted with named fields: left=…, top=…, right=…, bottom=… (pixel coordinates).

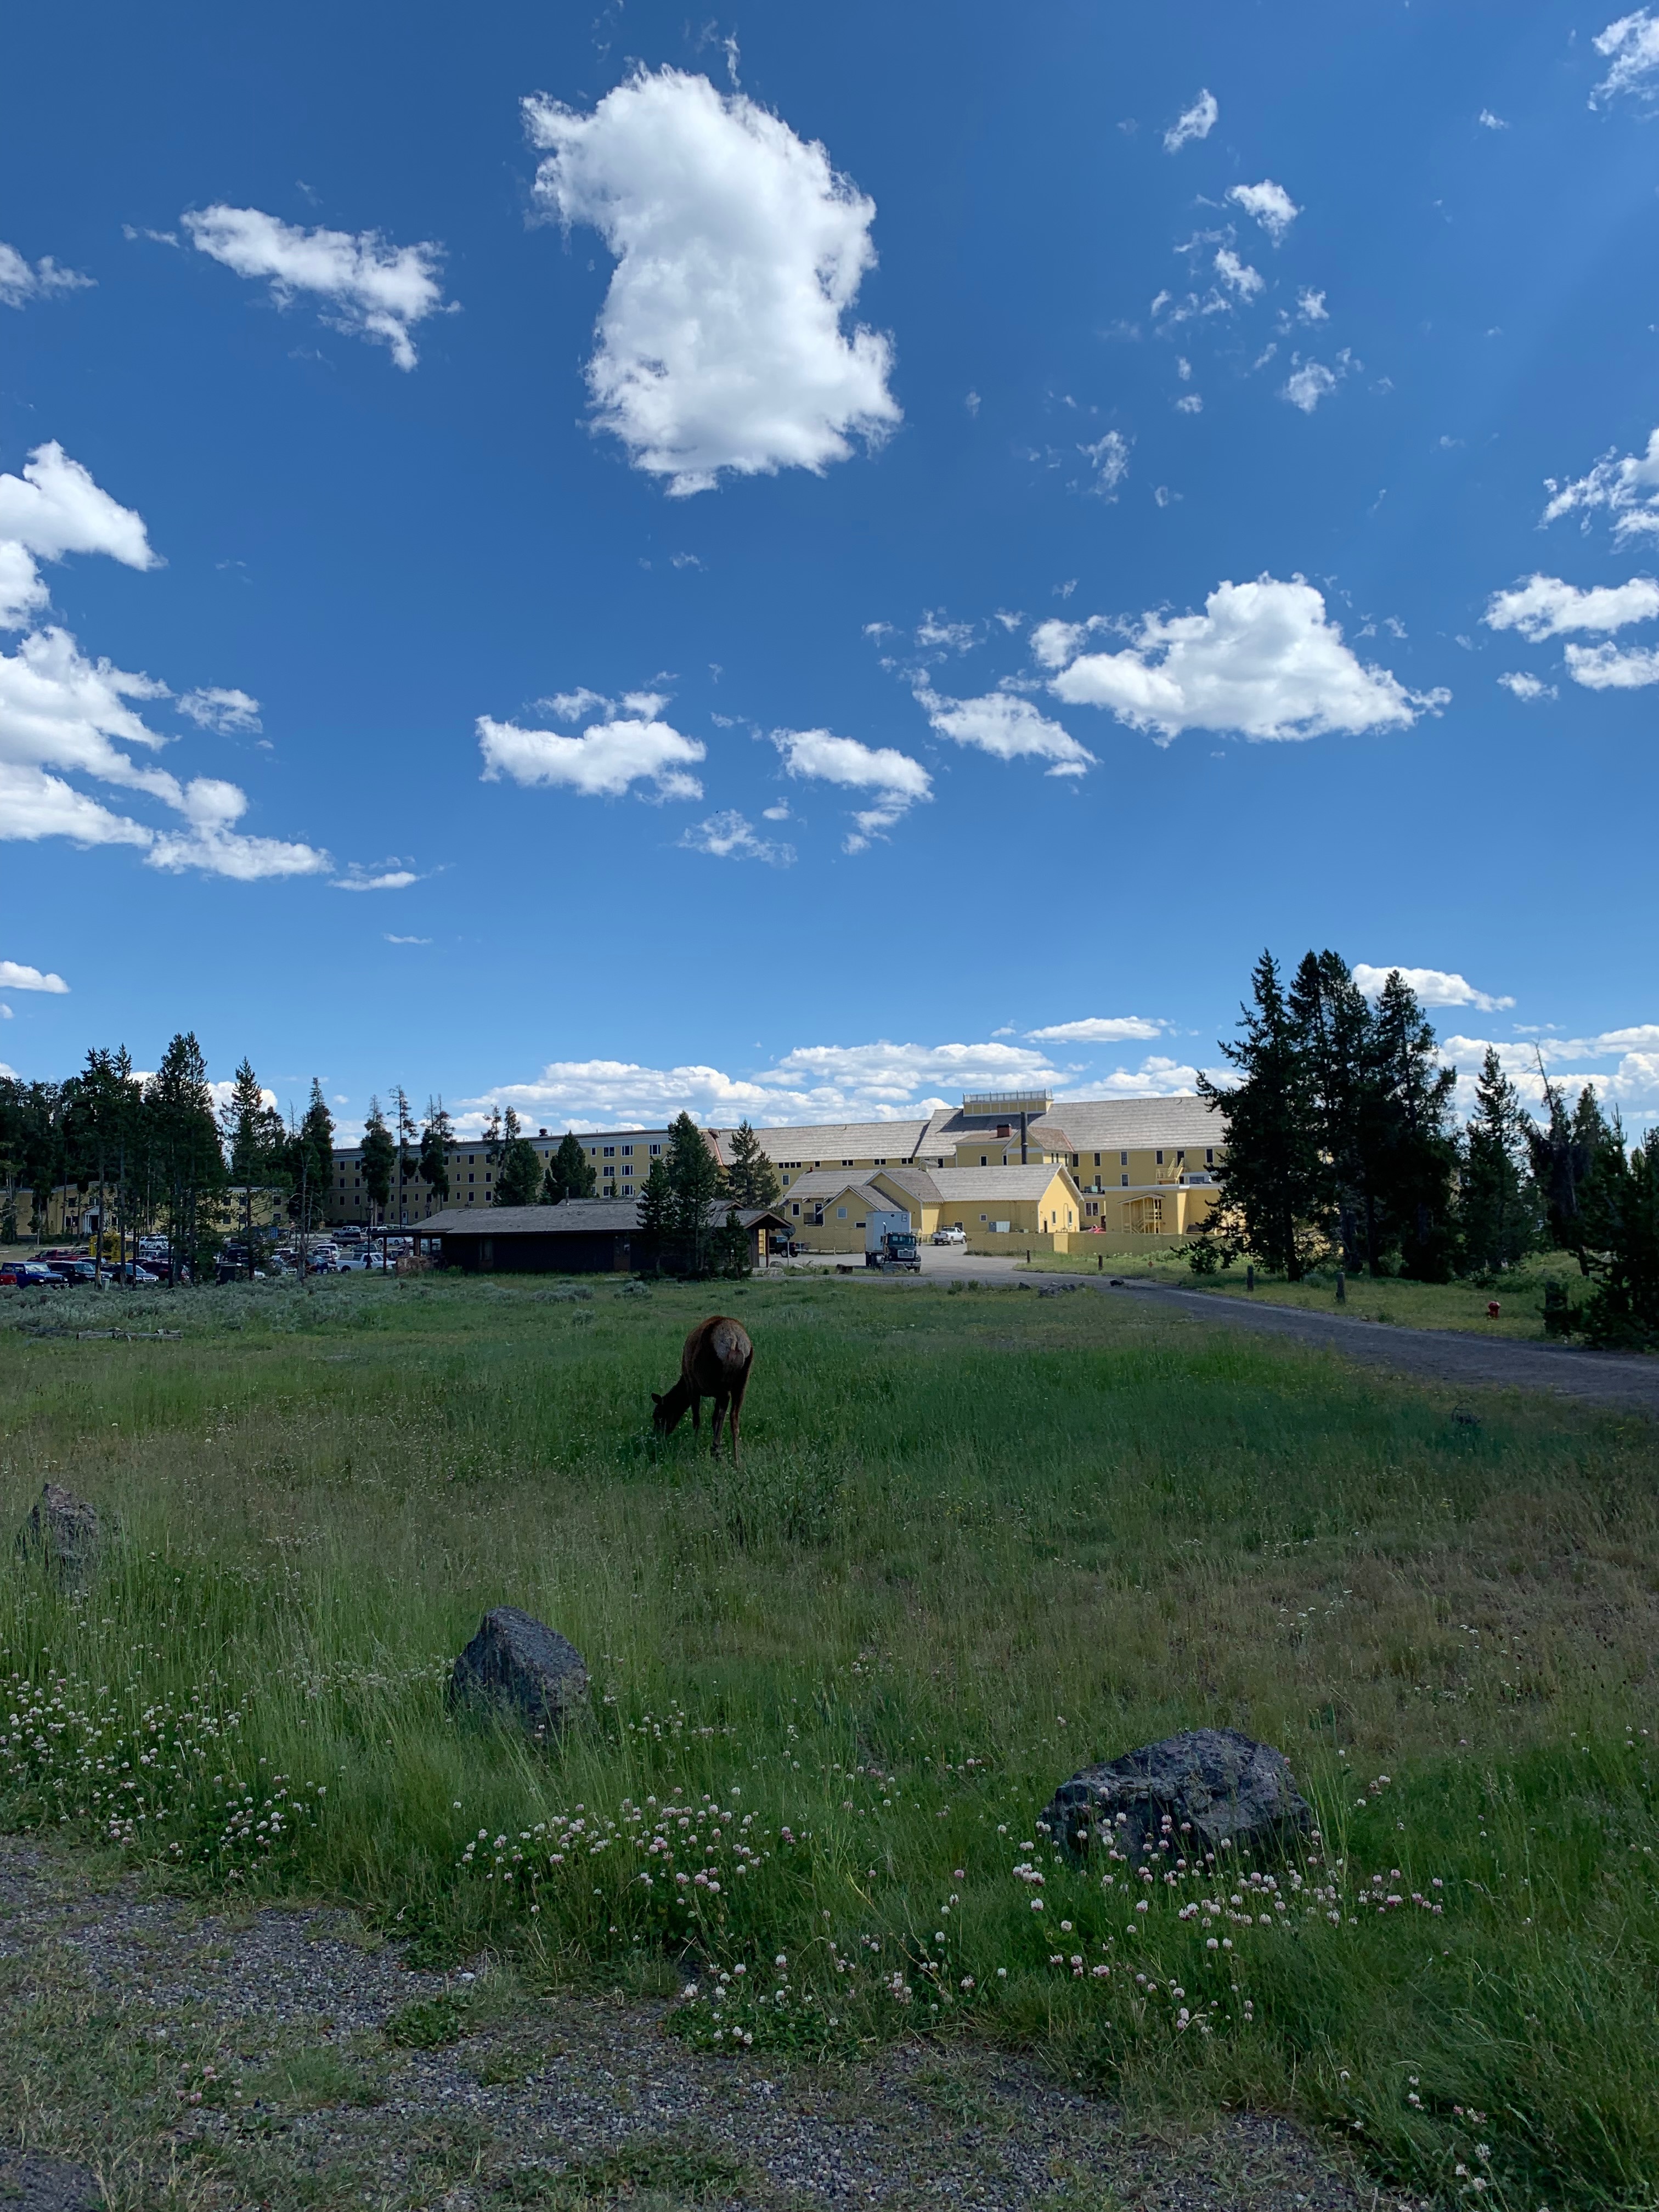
left=865, top=1207, right=922, bottom=1272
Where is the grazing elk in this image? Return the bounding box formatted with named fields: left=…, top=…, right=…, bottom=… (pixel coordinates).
left=652, top=1314, right=754, bottom=1465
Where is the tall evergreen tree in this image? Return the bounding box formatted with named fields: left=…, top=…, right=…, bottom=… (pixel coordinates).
left=635, top=1153, right=673, bottom=1249
left=1581, top=1123, right=1659, bottom=1347
left=359, top=1096, right=396, bottom=1239
left=1458, top=1047, right=1538, bottom=1276
left=1369, top=969, right=1459, bottom=1280
left=221, top=1058, right=286, bottom=1277
left=1199, top=951, right=1321, bottom=1277
left=1286, top=950, right=1375, bottom=1268
left=287, top=1080, right=335, bottom=1261
left=419, top=1097, right=453, bottom=1205
left=721, top=1119, right=781, bottom=1207
left=1528, top=1075, right=1610, bottom=1275
left=145, top=1032, right=225, bottom=1282
left=492, top=1105, right=544, bottom=1206
left=393, top=1086, right=417, bottom=1226
left=544, top=1130, right=596, bottom=1204
left=665, top=1111, right=719, bottom=1275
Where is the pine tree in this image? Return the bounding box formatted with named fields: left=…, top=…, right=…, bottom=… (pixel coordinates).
left=493, top=1105, right=544, bottom=1206
left=1199, top=951, right=1321, bottom=1277
left=1529, top=1076, right=1611, bottom=1276
left=359, top=1096, right=396, bottom=1237
left=722, top=1119, right=780, bottom=1207
left=221, top=1058, right=285, bottom=1277
left=1287, top=950, right=1376, bottom=1267
left=1459, top=1047, right=1537, bottom=1276
left=1582, top=1124, right=1659, bottom=1347
left=1370, top=970, right=1459, bottom=1280
left=393, top=1086, right=417, bottom=1225
left=145, top=1032, right=226, bottom=1282
left=291, top=1080, right=335, bottom=1261
left=635, top=1153, right=674, bottom=1261
left=419, top=1098, right=453, bottom=1205
left=665, top=1110, right=719, bottom=1274
left=544, top=1130, right=596, bottom=1204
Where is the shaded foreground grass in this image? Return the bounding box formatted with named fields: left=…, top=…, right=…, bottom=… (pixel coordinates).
left=1, top=1271, right=1656, bottom=2209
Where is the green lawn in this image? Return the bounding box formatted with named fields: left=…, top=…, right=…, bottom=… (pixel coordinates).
left=2, top=1271, right=1655, bottom=2209
left=1018, top=1244, right=1594, bottom=1341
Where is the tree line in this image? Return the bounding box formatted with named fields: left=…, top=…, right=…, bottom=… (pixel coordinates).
left=0, top=1037, right=335, bottom=1283
left=1199, top=950, right=1658, bottom=1345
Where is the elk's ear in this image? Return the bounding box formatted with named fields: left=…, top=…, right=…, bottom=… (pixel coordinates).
left=651, top=1391, right=663, bottom=1407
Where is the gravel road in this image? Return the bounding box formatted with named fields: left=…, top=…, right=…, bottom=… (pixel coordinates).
left=0, top=1835, right=1389, bottom=2212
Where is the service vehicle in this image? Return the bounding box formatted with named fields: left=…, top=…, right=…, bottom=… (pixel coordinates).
left=930, top=1225, right=967, bottom=1245
left=864, top=1209, right=922, bottom=1272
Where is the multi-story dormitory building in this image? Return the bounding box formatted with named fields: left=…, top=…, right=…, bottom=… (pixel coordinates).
left=325, top=1091, right=1223, bottom=1255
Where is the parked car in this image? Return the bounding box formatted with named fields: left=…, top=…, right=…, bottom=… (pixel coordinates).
left=47, top=1259, right=100, bottom=1283
left=0, top=1262, right=66, bottom=1288
left=930, top=1226, right=967, bottom=1245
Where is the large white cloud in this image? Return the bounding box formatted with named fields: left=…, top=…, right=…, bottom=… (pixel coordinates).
left=1441, top=1026, right=1659, bottom=1125
left=0, top=442, right=157, bottom=627
left=1027, top=1015, right=1166, bottom=1043
left=0, top=959, right=69, bottom=993
left=182, top=205, right=448, bottom=370
left=1542, top=425, right=1659, bottom=539
left=771, top=726, right=930, bottom=851
left=0, top=447, right=325, bottom=878
left=1562, top=641, right=1659, bottom=689
left=1226, top=180, right=1299, bottom=242
left=524, top=69, right=899, bottom=494
left=1352, top=964, right=1514, bottom=1013
left=1041, top=576, right=1444, bottom=743
left=1483, top=572, right=1659, bottom=638
left=1592, top=10, right=1659, bottom=104
left=915, top=686, right=1095, bottom=777
left=477, top=713, right=705, bottom=800
left=0, top=242, right=93, bottom=309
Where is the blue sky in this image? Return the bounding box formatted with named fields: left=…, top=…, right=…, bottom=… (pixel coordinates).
left=2, top=0, right=1656, bottom=1136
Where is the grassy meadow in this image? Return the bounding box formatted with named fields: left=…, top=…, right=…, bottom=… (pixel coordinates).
left=1, top=1270, right=1656, bottom=2209
left=1019, top=1244, right=1591, bottom=1340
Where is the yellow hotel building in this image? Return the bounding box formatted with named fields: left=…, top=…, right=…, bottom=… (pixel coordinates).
left=327, top=1091, right=1222, bottom=1253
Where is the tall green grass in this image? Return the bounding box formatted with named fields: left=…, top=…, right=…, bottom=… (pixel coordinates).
left=2, top=1272, right=1656, bottom=2207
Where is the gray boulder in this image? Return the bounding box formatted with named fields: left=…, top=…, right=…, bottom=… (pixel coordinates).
left=1039, top=1726, right=1311, bottom=1865
left=16, top=1482, right=100, bottom=1584
left=448, top=1606, right=589, bottom=1737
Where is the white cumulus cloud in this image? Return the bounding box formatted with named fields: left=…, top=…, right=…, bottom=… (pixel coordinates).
left=333, top=864, right=422, bottom=891
left=1164, top=90, right=1218, bottom=152
left=1562, top=640, right=1659, bottom=688
left=1043, top=575, right=1444, bottom=743
left=1352, top=964, right=1514, bottom=1013
left=0, top=448, right=324, bottom=879
left=1542, top=425, right=1659, bottom=538
left=1282, top=359, right=1339, bottom=413
left=1592, top=9, right=1659, bottom=104
left=1483, top=572, right=1659, bottom=637
left=1214, top=246, right=1263, bottom=299
left=1226, top=180, right=1299, bottom=242
left=1079, top=431, right=1130, bottom=496
left=0, top=242, right=94, bottom=309
left=478, top=713, right=705, bottom=801
left=0, top=442, right=157, bottom=626
left=1498, top=671, right=1556, bottom=701
left=771, top=725, right=930, bottom=850
left=1027, top=1015, right=1166, bottom=1043
left=177, top=685, right=262, bottom=733
left=525, top=68, right=899, bottom=495
left=0, top=959, right=69, bottom=993
left=182, top=205, right=448, bottom=370
left=679, top=809, right=794, bottom=865
left=915, top=686, right=1095, bottom=777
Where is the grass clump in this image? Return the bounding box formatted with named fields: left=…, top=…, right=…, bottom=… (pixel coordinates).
left=0, top=1271, right=1656, bottom=2207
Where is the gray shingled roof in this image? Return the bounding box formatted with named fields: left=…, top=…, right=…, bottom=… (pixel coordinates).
left=420, top=1199, right=786, bottom=1237
left=752, top=1120, right=932, bottom=1165
left=929, top=1165, right=1079, bottom=1200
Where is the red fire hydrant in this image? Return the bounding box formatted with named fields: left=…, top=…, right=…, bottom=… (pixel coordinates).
left=1487, top=1301, right=1500, bottom=1318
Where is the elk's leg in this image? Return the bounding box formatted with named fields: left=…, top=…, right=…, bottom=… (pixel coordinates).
left=710, top=1390, right=729, bottom=1459
left=729, top=1368, right=749, bottom=1469
left=691, top=1391, right=702, bottom=1436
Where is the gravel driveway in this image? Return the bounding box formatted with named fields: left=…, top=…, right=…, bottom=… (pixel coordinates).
left=0, top=1835, right=1385, bottom=2212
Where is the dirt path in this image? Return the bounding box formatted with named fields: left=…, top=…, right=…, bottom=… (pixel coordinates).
left=0, top=1836, right=1382, bottom=2212
left=1089, top=1279, right=1659, bottom=1416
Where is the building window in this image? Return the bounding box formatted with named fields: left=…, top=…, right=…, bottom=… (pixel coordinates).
left=792, top=1203, right=799, bottom=1216
left=1094, top=1152, right=1101, bottom=1166
left=980, top=1154, right=988, bottom=1166
left=1206, top=1148, right=1215, bottom=1164
left=836, top=1206, right=847, bottom=1219
left=1120, top=1151, right=1129, bottom=1166
left=842, top=1159, right=853, bottom=1166
left=603, top=1146, right=615, bottom=1158
left=650, top=1143, right=661, bottom=1155
left=1121, top=1173, right=1129, bottom=1187
left=1156, top=1150, right=1164, bottom=1165
left=979, top=1212, right=987, bottom=1222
